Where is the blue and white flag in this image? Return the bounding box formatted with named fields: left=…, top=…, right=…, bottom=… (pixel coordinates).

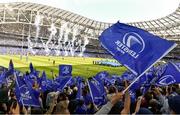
left=55, top=76, right=72, bottom=91
left=99, top=22, right=177, bottom=76
left=156, top=62, right=180, bottom=86
left=95, top=71, right=109, bottom=80
left=59, top=65, right=72, bottom=77
left=39, top=71, right=48, bottom=92
left=87, top=80, right=104, bottom=106
left=121, top=71, right=136, bottom=82
left=93, top=77, right=106, bottom=97
left=0, top=72, right=6, bottom=84
left=15, top=74, right=40, bottom=107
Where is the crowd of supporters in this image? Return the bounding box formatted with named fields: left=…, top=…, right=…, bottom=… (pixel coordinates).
left=0, top=72, right=180, bottom=114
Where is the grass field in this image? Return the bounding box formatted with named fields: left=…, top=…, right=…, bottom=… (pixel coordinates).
left=0, top=55, right=126, bottom=79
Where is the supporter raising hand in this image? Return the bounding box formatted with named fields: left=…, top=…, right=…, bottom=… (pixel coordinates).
left=121, top=80, right=131, bottom=114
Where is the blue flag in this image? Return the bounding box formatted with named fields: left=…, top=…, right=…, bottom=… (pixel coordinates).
left=57, top=76, right=72, bottom=91
left=121, top=71, right=136, bottom=82
left=156, top=62, right=180, bottom=86
left=93, top=77, right=106, bottom=97
left=59, top=65, right=72, bottom=77
left=99, top=22, right=177, bottom=76
left=39, top=71, right=48, bottom=92
left=95, top=71, right=109, bottom=80
left=29, top=62, right=39, bottom=79
left=15, top=74, right=40, bottom=107
left=0, top=72, right=6, bottom=84
left=87, top=80, right=104, bottom=106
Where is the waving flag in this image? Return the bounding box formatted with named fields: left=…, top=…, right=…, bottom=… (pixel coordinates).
left=0, top=60, right=15, bottom=84
left=95, top=71, right=109, bottom=81
left=156, top=62, right=180, bottom=86
left=121, top=71, right=136, bottom=82
left=0, top=72, right=6, bottom=84
left=99, top=22, right=177, bottom=76
left=15, top=74, right=40, bottom=107
left=39, top=71, right=48, bottom=91
left=93, top=77, right=106, bottom=97
left=87, top=80, right=104, bottom=106
left=29, top=62, right=39, bottom=79
left=59, top=65, right=72, bottom=77
left=57, top=76, right=72, bottom=91
left=23, top=74, right=36, bottom=88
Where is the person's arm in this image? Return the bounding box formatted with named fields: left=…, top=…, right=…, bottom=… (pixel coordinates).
left=121, top=90, right=131, bottom=114
left=153, top=88, right=164, bottom=105
left=95, top=92, right=123, bottom=114
left=132, top=96, right=142, bottom=115
left=121, top=80, right=131, bottom=114
left=154, top=87, right=170, bottom=114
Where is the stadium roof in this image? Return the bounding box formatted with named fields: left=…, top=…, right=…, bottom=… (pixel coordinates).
left=0, top=2, right=179, bottom=41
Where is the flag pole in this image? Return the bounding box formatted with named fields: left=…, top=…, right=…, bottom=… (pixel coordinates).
left=122, top=73, right=143, bottom=94
left=86, top=80, right=95, bottom=104
left=14, top=71, right=25, bottom=107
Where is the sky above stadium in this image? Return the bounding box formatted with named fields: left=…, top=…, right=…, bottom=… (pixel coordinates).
left=0, top=0, right=179, bottom=23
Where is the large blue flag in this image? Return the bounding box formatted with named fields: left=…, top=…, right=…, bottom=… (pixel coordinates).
left=15, top=74, right=40, bottom=107
left=156, top=62, right=180, bottom=86
left=99, top=22, right=177, bottom=76
left=59, top=65, right=72, bottom=77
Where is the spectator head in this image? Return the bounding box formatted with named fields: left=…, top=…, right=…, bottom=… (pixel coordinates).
left=109, top=86, right=117, bottom=94
left=57, top=92, right=68, bottom=103
left=149, top=99, right=161, bottom=114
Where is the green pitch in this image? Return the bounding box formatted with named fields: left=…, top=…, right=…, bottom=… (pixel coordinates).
left=0, top=55, right=126, bottom=79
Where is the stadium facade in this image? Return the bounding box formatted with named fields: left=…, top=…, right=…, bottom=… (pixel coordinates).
left=0, top=2, right=179, bottom=59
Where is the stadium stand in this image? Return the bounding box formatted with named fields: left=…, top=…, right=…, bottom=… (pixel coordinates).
left=0, top=2, right=179, bottom=59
